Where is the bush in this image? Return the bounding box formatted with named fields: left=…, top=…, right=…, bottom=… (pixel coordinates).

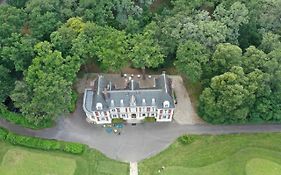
left=0, top=127, right=8, bottom=140
left=5, top=132, right=85, bottom=154
left=144, top=117, right=156, bottom=122
left=68, top=90, right=78, bottom=113
left=0, top=105, right=52, bottom=129
left=178, top=135, right=194, bottom=145
left=62, top=142, right=85, bottom=154
left=112, top=118, right=125, bottom=124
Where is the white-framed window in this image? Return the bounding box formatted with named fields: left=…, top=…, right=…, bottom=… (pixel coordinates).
left=96, top=103, right=103, bottom=110
left=101, top=117, right=105, bottom=121
left=142, top=113, right=146, bottom=117
left=112, top=114, right=117, bottom=118
left=163, top=101, right=170, bottom=108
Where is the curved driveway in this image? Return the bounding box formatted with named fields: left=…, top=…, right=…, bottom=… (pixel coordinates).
left=1, top=97, right=281, bottom=162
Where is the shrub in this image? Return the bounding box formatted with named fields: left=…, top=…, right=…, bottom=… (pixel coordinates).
left=144, top=117, right=156, bottom=122
left=5, top=132, right=85, bottom=154
left=68, top=90, right=78, bottom=113
left=178, top=135, right=194, bottom=145
left=0, top=105, right=52, bottom=129
left=112, top=118, right=125, bottom=124
left=0, top=127, right=8, bottom=140
left=62, top=142, right=85, bottom=154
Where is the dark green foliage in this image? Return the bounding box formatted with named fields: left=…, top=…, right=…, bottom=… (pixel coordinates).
left=68, top=90, right=78, bottom=113
left=0, top=127, right=8, bottom=140
left=6, top=0, right=29, bottom=8
left=178, top=135, right=194, bottom=145
left=0, top=104, right=52, bottom=129
left=6, top=132, right=85, bottom=154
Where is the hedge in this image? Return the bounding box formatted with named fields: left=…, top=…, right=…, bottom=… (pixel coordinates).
left=0, top=105, right=52, bottom=129
left=68, top=90, right=78, bottom=113
left=0, top=127, right=85, bottom=154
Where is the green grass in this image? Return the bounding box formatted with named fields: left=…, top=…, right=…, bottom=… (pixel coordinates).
left=246, top=158, right=281, bottom=175
left=139, top=133, right=281, bottom=175
left=0, top=149, right=76, bottom=175
left=0, top=141, right=129, bottom=175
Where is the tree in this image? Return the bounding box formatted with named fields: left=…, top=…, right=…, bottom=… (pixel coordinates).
left=25, top=0, right=77, bottom=40
left=214, top=2, right=249, bottom=44
left=0, top=66, right=14, bottom=103
left=242, top=46, right=268, bottom=73
left=72, top=22, right=129, bottom=72
left=209, top=43, right=243, bottom=78
left=257, top=0, right=281, bottom=35
left=6, top=0, right=29, bottom=8
left=11, top=41, right=81, bottom=124
left=161, top=10, right=228, bottom=49
left=259, top=32, right=281, bottom=53
left=129, top=27, right=164, bottom=77
left=199, top=67, right=252, bottom=123
left=0, top=5, right=26, bottom=43
left=1, top=33, right=36, bottom=72
left=51, top=17, right=85, bottom=56
left=77, top=0, right=154, bottom=29
left=175, top=40, right=210, bottom=82
left=198, top=66, right=270, bottom=123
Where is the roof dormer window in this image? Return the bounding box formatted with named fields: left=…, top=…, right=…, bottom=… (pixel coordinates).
left=96, top=103, right=103, bottom=110
left=163, top=101, right=170, bottom=108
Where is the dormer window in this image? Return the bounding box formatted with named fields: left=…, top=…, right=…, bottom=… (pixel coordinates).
left=152, top=98, right=156, bottom=105
left=142, top=98, right=146, bottom=105
left=110, top=100, right=114, bottom=107
left=120, top=99, right=124, bottom=106
left=163, top=101, right=170, bottom=108
left=96, top=103, right=103, bottom=110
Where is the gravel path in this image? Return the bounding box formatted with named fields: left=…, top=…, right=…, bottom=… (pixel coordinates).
left=1, top=97, right=281, bottom=162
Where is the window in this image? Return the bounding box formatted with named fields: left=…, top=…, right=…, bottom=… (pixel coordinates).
left=117, top=108, right=120, bottom=112
left=142, top=113, right=146, bottom=117
left=112, top=114, right=117, bottom=118
left=101, top=117, right=105, bottom=121
left=163, top=101, right=170, bottom=108
left=95, top=112, right=99, bottom=116
left=111, top=109, right=116, bottom=112
left=151, top=113, right=155, bottom=117
left=147, top=107, right=150, bottom=112
left=122, top=114, right=126, bottom=118
left=96, top=103, right=103, bottom=110
left=160, top=110, right=163, bottom=113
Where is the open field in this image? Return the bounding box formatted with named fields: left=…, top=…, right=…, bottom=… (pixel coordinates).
left=139, top=133, right=281, bottom=175
left=0, top=141, right=128, bottom=175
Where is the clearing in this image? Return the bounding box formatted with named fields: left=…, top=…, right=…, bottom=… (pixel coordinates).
left=139, top=133, right=281, bottom=175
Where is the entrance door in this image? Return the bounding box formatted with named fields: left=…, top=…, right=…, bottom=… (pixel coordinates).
left=131, top=114, right=137, bottom=119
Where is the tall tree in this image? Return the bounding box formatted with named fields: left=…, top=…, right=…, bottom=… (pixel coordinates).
left=259, top=32, right=281, bottom=53
left=214, top=2, right=249, bottom=44
left=209, top=43, right=243, bottom=77
left=175, top=40, right=210, bottom=82
left=0, top=66, right=14, bottom=103
left=129, top=26, right=164, bottom=77
left=72, top=22, right=129, bottom=72
left=11, top=42, right=81, bottom=124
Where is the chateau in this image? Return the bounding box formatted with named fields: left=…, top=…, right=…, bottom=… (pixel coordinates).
left=82, top=72, right=175, bottom=124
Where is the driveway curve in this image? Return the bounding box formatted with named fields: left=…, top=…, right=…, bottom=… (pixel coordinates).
left=1, top=96, right=281, bottom=162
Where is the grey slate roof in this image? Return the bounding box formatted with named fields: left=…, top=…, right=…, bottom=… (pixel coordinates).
left=85, top=73, right=175, bottom=112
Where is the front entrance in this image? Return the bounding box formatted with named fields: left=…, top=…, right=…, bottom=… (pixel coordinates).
left=131, top=113, right=137, bottom=119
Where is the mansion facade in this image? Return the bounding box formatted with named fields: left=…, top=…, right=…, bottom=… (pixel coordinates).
left=82, top=72, right=175, bottom=124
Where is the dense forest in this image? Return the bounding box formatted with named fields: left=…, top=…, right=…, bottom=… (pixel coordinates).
left=1, top=0, right=281, bottom=126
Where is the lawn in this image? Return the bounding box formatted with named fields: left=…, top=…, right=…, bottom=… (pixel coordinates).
left=0, top=141, right=129, bottom=175
left=139, top=133, right=281, bottom=175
